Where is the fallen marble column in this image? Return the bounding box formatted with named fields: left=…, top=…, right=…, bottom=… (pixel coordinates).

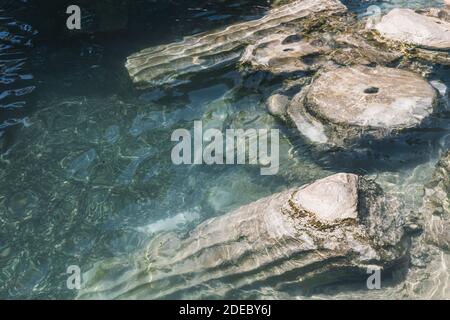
left=78, top=173, right=407, bottom=299
left=125, top=0, right=347, bottom=88
left=285, top=65, right=438, bottom=145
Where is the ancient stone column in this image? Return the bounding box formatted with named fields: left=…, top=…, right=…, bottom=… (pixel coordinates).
left=78, top=173, right=407, bottom=299
left=125, top=0, right=347, bottom=88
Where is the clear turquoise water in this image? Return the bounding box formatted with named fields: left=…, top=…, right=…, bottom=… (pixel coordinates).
left=0, top=0, right=449, bottom=299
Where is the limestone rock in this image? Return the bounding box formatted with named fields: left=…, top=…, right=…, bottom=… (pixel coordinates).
left=409, top=248, right=450, bottom=298
left=240, top=33, right=331, bottom=74
left=424, top=7, right=450, bottom=23
left=331, top=33, right=403, bottom=66
left=125, top=0, right=347, bottom=88
left=307, top=66, right=436, bottom=128
left=422, top=151, right=450, bottom=250
left=374, top=8, right=450, bottom=50
left=294, top=173, right=358, bottom=222
left=266, top=93, right=290, bottom=117
left=78, top=173, right=406, bottom=299
left=287, top=65, right=437, bottom=145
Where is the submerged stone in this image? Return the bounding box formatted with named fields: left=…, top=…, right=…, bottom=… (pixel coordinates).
left=307, top=66, right=436, bottom=128
left=390, top=151, right=450, bottom=299
left=422, top=151, right=450, bottom=250
left=331, top=33, right=403, bottom=66
left=78, top=173, right=406, bottom=299
left=374, top=8, right=450, bottom=50
left=125, top=0, right=347, bottom=87
left=240, top=32, right=330, bottom=74
left=266, top=93, right=290, bottom=117
left=287, top=65, right=437, bottom=145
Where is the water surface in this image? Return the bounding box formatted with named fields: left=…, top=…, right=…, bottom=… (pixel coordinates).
left=0, top=0, right=449, bottom=299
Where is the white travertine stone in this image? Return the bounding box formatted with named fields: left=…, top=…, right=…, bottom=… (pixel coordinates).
left=78, top=173, right=406, bottom=299
left=293, top=173, right=359, bottom=222
left=306, top=66, right=437, bottom=129
left=374, top=8, right=450, bottom=50
left=240, top=32, right=330, bottom=74
left=266, top=93, right=290, bottom=116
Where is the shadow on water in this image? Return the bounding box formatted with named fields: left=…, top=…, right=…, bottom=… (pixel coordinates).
left=284, top=122, right=450, bottom=175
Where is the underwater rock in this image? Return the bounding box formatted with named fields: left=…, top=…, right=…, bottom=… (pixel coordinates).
left=331, top=33, right=403, bottom=66
left=78, top=173, right=407, bottom=299
left=409, top=246, right=450, bottom=298
left=266, top=93, right=290, bottom=117
left=125, top=0, right=347, bottom=88
left=422, top=151, right=450, bottom=250
left=239, top=28, right=404, bottom=75
left=374, top=8, right=450, bottom=50
left=136, top=210, right=200, bottom=235
left=240, top=32, right=331, bottom=74
left=388, top=152, right=450, bottom=299
left=287, top=65, right=437, bottom=145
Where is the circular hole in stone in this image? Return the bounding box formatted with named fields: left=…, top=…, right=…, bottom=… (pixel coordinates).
left=364, top=86, right=379, bottom=94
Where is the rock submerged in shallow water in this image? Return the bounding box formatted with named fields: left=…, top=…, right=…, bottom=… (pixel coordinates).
left=266, top=93, right=290, bottom=117
left=331, top=33, right=403, bottom=66
left=125, top=0, right=347, bottom=87
left=78, top=173, right=407, bottom=299
left=306, top=66, right=436, bottom=128
left=422, top=151, right=450, bottom=250
left=287, top=65, right=437, bottom=145
left=388, top=151, right=450, bottom=299
left=374, top=8, right=450, bottom=50
left=240, top=32, right=331, bottom=74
